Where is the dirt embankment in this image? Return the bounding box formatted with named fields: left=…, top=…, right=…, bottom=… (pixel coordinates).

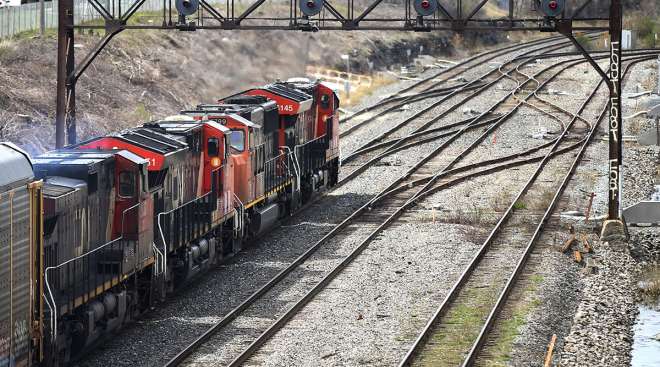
left=0, top=27, right=501, bottom=154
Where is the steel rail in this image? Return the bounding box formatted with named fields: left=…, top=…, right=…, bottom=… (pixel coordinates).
left=346, top=115, right=501, bottom=159
left=338, top=83, right=486, bottom=139
left=398, top=53, right=657, bottom=367
left=339, top=33, right=606, bottom=138
left=336, top=39, right=577, bottom=183
left=163, top=40, right=578, bottom=367
left=460, top=54, right=655, bottom=367
left=223, top=52, right=606, bottom=367
left=339, top=35, right=566, bottom=124
left=339, top=36, right=586, bottom=145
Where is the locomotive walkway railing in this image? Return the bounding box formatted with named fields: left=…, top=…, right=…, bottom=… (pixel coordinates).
left=156, top=190, right=215, bottom=254
left=295, top=134, right=328, bottom=176
left=264, top=151, right=294, bottom=194
left=43, top=202, right=142, bottom=341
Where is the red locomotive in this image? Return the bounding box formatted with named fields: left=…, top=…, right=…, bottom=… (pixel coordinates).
left=0, top=78, right=339, bottom=365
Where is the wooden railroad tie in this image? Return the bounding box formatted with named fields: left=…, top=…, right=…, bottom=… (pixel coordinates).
left=544, top=333, right=558, bottom=367
left=560, top=234, right=576, bottom=253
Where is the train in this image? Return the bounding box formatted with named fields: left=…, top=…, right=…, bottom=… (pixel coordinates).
left=0, top=78, right=340, bottom=366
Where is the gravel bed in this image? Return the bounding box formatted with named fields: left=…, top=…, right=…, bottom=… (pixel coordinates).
left=243, top=221, right=483, bottom=366
left=184, top=224, right=380, bottom=366
left=74, top=190, right=373, bottom=367
left=339, top=42, right=567, bottom=158
left=74, top=47, right=503, bottom=367
left=558, top=239, right=639, bottom=367
left=552, top=59, right=660, bottom=367
left=73, top=39, right=650, bottom=367
left=630, top=228, right=660, bottom=262
left=505, top=243, right=583, bottom=367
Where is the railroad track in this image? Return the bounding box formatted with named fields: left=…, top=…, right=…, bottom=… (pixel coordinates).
left=337, top=33, right=612, bottom=143
left=162, top=39, right=618, bottom=367
left=337, top=36, right=593, bottom=184
left=397, top=53, right=658, bottom=367
left=337, top=35, right=571, bottom=138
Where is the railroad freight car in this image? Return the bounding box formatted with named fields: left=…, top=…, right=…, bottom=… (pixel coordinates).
left=0, top=143, right=44, bottom=367
left=0, top=77, right=340, bottom=366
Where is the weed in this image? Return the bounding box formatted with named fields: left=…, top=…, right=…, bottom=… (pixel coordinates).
left=0, top=40, right=16, bottom=62
left=529, top=187, right=556, bottom=211
left=575, top=33, right=592, bottom=51
left=530, top=274, right=544, bottom=285
left=513, top=201, right=527, bottom=210
left=133, top=102, right=151, bottom=122
left=636, top=16, right=658, bottom=48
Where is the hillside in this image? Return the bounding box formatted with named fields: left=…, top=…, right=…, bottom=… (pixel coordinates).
left=0, top=26, right=503, bottom=154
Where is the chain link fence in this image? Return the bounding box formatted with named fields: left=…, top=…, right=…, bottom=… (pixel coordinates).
left=0, top=0, right=164, bottom=39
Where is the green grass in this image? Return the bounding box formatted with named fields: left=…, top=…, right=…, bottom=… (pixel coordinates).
left=133, top=102, right=151, bottom=121
left=484, top=274, right=545, bottom=365
left=513, top=201, right=527, bottom=210
left=416, top=286, right=500, bottom=367
left=575, top=33, right=592, bottom=50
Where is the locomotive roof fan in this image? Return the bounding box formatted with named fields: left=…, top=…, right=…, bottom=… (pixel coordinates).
left=176, top=0, right=199, bottom=28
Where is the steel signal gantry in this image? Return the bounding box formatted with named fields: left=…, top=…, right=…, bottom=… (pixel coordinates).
left=55, top=0, right=626, bottom=232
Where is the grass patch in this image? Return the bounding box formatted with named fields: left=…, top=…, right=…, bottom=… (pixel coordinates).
left=574, top=33, right=592, bottom=51
left=513, top=201, right=527, bottom=210
left=336, top=73, right=395, bottom=107
left=634, top=16, right=659, bottom=48
left=487, top=304, right=533, bottom=364
left=639, top=265, right=660, bottom=305
left=133, top=102, right=151, bottom=121
left=416, top=285, right=501, bottom=366
left=484, top=273, right=545, bottom=365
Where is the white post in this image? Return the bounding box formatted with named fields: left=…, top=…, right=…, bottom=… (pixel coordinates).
left=340, top=54, right=350, bottom=100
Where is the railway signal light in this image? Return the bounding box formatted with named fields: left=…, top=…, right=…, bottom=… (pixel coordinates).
left=175, top=0, right=199, bottom=16
left=538, top=0, right=565, bottom=18
left=300, top=0, right=323, bottom=16
left=413, top=0, right=437, bottom=17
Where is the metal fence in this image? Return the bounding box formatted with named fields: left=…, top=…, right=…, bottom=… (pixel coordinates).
left=0, top=0, right=164, bottom=38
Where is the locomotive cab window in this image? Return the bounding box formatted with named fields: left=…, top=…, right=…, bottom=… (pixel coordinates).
left=119, top=171, right=136, bottom=198
left=208, top=138, right=220, bottom=157
left=320, top=94, right=330, bottom=109
left=229, top=129, right=245, bottom=153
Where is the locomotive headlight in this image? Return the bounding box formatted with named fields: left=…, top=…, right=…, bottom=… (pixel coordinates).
left=421, top=0, right=430, bottom=9
left=211, top=157, right=221, bottom=168
left=307, top=0, right=315, bottom=8
left=548, top=0, right=557, bottom=9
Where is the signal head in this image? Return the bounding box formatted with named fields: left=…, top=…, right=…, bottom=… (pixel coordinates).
left=538, top=0, right=565, bottom=18
left=413, top=0, right=437, bottom=17
left=300, top=0, right=323, bottom=16
left=175, top=0, right=198, bottom=16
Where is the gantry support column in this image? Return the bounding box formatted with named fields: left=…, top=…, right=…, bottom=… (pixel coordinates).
left=602, top=0, right=627, bottom=240
left=56, top=0, right=75, bottom=148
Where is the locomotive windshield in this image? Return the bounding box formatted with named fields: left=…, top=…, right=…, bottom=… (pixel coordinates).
left=229, top=129, right=245, bottom=153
